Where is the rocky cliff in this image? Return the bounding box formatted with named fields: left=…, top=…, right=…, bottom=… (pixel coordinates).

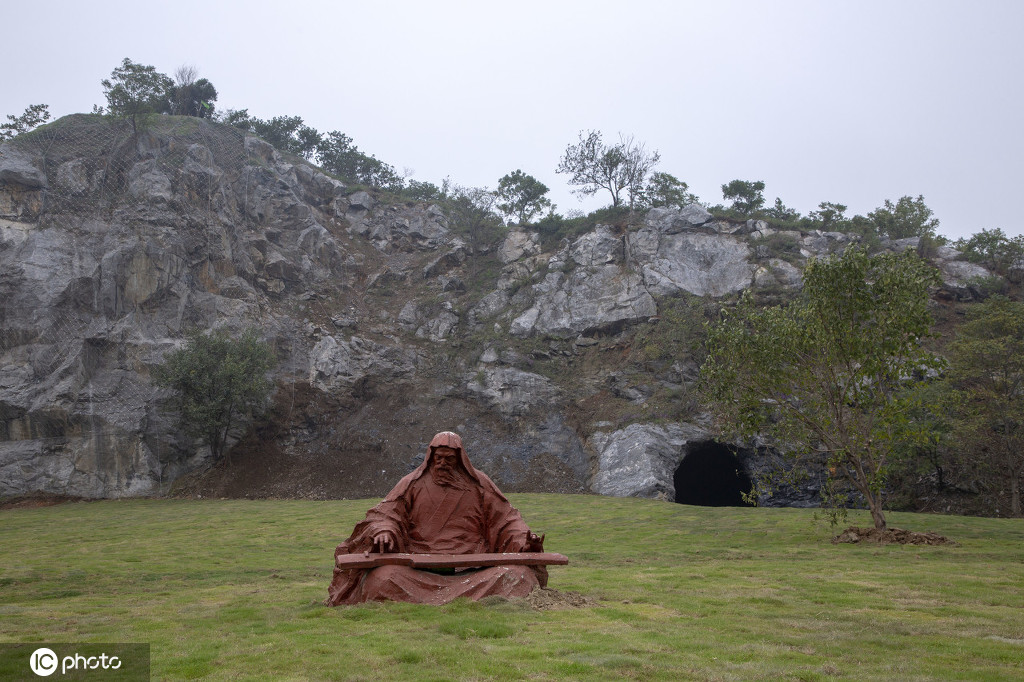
left=0, top=115, right=993, bottom=504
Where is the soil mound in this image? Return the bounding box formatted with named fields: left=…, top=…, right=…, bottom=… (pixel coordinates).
left=482, top=587, right=595, bottom=611
left=832, top=526, right=957, bottom=546
left=522, top=587, right=596, bottom=610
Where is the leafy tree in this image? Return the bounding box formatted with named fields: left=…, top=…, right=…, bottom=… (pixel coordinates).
left=223, top=110, right=321, bottom=159
left=720, top=179, right=766, bottom=215
left=556, top=130, right=660, bottom=210
left=868, top=195, right=939, bottom=240
left=764, top=197, right=800, bottom=223
left=642, top=172, right=697, bottom=209
left=947, top=296, right=1024, bottom=516
left=153, top=328, right=276, bottom=463
left=0, top=104, right=51, bottom=141
left=954, top=228, right=1024, bottom=276
left=701, top=246, right=942, bottom=530
left=443, top=184, right=505, bottom=254
left=315, top=130, right=403, bottom=191
left=167, top=65, right=218, bottom=118
left=808, top=201, right=848, bottom=231
left=495, top=170, right=552, bottom=224
left=404, top=179, right=446, bottom=202
left=101, top=58, right=174, bottom=134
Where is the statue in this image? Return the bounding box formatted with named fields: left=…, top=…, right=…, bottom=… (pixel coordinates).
left=326, top=431, right=566, bottom=605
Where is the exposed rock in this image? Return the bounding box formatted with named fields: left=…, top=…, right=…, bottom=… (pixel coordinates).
left=767, top=258, right=802, bottom=288
left=56, top=159, right=91, bottom=195
left=128, top=160, right=172, bottom=203
left=0, top=144, right=47, bottom=188
left=570, top=224, right=624, bottom=266
left=465, top=367, right=561, bottom=418
left=0, top=116, right=1008, bottom=505
left=350, top=203, right=452, bottom=251
left=510, top=266, right=656, bottom=338
left=632, top=228, right=755, bottom=297
left=309, top=335, right=418, bottom=391
left=938, top=260, right=994, bottom=299
left=644, top=204, right=711, bottom=232
left=590, top=422, right=711, bottom=499
left=799, top=230, right=857, bottom=258
left=499, top=229, right=541, bottom=263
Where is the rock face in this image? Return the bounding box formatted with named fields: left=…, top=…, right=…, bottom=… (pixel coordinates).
left=0, top=116, right=1001, bottom=503
left=591, top=423, right=712, bottom=499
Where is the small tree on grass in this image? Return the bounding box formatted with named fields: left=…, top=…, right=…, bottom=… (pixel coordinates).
left=102, top=58, right=174, bottom=135
left=700, top=246, right=942, bottom=530
left=0, top=104, right=51, bottom=140
left=153, top=328, right=276, bottom=463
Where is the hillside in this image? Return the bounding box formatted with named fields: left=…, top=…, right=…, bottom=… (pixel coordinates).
left=0, top=115, right=998, bottom=508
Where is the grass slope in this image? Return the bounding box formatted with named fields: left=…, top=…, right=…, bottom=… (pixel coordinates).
left=1, top=495, right=1022, bottom=680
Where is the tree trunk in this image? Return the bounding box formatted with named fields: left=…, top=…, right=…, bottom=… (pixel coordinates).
left=869, top=505, right=888, bottom=531
left=864, top=489, right=888, bottom=530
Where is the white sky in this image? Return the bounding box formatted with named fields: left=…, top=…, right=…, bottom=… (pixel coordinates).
left=5, top=0, right=1022, bottom=239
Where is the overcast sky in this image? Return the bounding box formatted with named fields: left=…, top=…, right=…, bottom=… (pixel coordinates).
left=5, top=0, right=1022, bottom=239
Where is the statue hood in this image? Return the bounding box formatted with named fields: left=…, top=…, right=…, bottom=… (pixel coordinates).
left=382, top=431, right=507, bottom=502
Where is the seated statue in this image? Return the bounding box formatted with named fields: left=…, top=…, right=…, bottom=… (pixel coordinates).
left=326, top=431, right=553, bottom=605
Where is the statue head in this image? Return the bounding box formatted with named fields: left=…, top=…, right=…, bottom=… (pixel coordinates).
left=427, top=432, right=470, bottom=487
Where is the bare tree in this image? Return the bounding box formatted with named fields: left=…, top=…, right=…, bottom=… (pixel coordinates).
left=172, top=65, right=199, bottom=115
left=556, top=130, right=660, bottom=212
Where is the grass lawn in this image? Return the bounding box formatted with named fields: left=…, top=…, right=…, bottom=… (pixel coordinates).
left=1, top=495, right=1022, bottom=680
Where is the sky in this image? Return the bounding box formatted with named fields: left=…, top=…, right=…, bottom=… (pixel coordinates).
left=4, top=0, right=1023, bottom=239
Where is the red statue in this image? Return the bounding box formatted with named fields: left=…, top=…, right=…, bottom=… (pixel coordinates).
left=326, top=431, right=566, bottom=605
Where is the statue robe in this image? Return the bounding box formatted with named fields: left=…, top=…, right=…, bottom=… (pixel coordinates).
left=326, top=432, right=546, bottom=605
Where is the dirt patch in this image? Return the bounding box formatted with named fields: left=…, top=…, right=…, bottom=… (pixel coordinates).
left=519, top=586, right=596, bottom=610
left=0, top=494, right=84, bottom=511
left=832, top=526, right=957, bottom=546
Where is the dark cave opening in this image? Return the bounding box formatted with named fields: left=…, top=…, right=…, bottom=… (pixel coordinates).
left=674, top=441, right=754, bottom=507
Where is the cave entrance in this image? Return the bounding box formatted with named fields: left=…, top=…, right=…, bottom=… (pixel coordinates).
left=674, top=441, right=754, bottom=507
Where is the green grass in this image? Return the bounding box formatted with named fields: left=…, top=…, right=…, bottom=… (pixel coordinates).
left=1, top=496, right=1022, bottom=680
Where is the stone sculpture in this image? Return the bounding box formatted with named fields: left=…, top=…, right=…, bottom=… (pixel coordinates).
left=326, top=431, right=566, bottom=605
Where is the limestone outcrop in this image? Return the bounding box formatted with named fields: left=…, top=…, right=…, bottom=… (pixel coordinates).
left=0, top=116, right=1001, bottom=502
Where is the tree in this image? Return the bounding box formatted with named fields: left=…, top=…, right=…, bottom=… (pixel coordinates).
left=954, top=228, right=1024, bottom=276
left=153, top=328, right=276, bottom=463
left=764, top=197, right=800, bottom=222
left=701, top=246, right=942, bottom=530
left=495, top=170, right=552, bottom=224
left=315, top=130, right=403, bottom=191
left=167, top=65, right=218, bottom=118
left=443, top=184, right=505, bottom=254
left=947, top=296, right=1024, bottom=516
left=404, top=179, right=446, bottom=202
left=808, top=201, right=848, bottom=231
left=101, top=58, right=173, bottom=134
left=868, top=195, right=939, bottom=240
left=721, top=179, right=766, bottom=215
left=556, top=130, right=660, bottom=210
left=0, top=104, right=51, bottom=141
left=642, top=172, right=697, bottom=209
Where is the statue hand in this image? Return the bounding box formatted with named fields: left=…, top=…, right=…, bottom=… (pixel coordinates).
left=372, top=531, right=396, bottom=553
left=525, top=531, right=545, bottom=552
